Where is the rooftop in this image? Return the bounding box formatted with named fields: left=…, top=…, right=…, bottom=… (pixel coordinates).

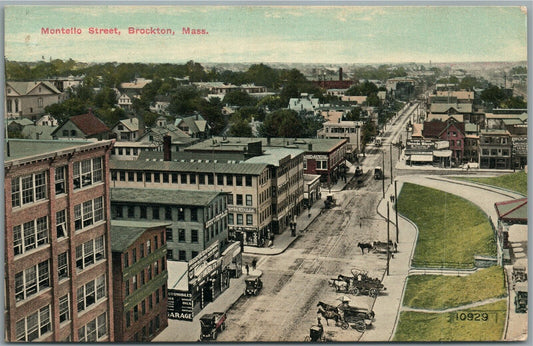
left=111, top=188, right=224, bottom=206
left=185, top=137, right=346, bottom=154
left=110, top=220, right=171, bottom=252
left=167, top=260, right=189, bottom=291
left=4, top=138, right=97, bottom=161
left=68, top=112, right=110, bottom=136
left=245, top=148, right=304, bottom=166
left=110, top=157, right=268, bottom=175
left=494, top=198, right=527, bottom=222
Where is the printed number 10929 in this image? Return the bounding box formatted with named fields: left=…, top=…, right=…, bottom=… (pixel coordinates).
left=455, top=312, right=489, bottom=321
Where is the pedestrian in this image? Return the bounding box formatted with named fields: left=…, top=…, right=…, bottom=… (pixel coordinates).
left=252, top=259, right=257, bottom=270
left=245, top=263, right=249, bottom=275
left=390, top=194, right=394, bottom=203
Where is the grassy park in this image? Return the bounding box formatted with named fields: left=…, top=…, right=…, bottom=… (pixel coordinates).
left=397, top=183, right=496, bottom=267
left=402, top=266, right=507, bottom=310
left=393, top=300, right=507, bottom=342
left=455, top=171, right=527, bottom=195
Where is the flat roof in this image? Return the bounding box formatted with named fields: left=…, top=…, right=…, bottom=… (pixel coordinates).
left=110, top=220, right=171, bottom=252
left=110, top=158, right=268, bottom=175
left=167, top=260, right=189, bottom=291
left=111, top=188, right=224, bottom=206
left=244, top=148, right=304, bottom=166
left=185, top=137, right=346, bottom=154
left=5, top=139, right=113, bottom=163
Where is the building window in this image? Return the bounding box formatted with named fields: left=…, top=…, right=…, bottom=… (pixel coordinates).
left=147, top=240, right=151, bottom=254
left=246, top=214, right=253, bottom=225
left=15, top=260, right=50, bottom=302
left=73, top=157, right=103, bottom=190
left=217, top=174, right=224, bottom=185
left=199, top=174, right=205, bottom=185
left=78, top=312, right=107, bottom=342
left=74, top=197, right=104, bottom=231
left=58, top=252, right=69, bottom=280
left=178, top=250, right=186, bottom=261
left=140, top=243, right=145, bottom=258
left=136, top=171, right=143, bottom=182
left=166, top=228, right=173, bottom=241
left=191, top=251, right=198, bottom=259
left=191, top=230, right=198, bottom=243
left=133, top=306, right=139, bottom=322
left=77, top=275, right=106, bottom=313
left=166, top=249, right=173, bottom=260
left=145, top=172, right=152, bottom=182
left=236, top=175, right=243, bottom=186
left=228, top=214, right=234, bottom=225
left=172, top=173, right=178, bottom=183
left=237, top=214, right=243, bottom=225
left=178, top=229, right=185, bottom=242
left=13, top=216, right=49, bottom=256
left=56, top=209, right=67, bottom=238
left=132, top=248, right=137, bottom=263
left=11, top=171, right=47, bottom=208
left=124, top=253, right=129, bottom=268
left=128, top=206, right=135, bottom=218
left=189, top=174, right=196, bottom=184
left=226, top=174, right=233, bottom=185
left=154, top=172, right=160, bottom=183
left=75, top=236, right=105, bottom=271
left=59, top=295, right=70, bottom=323
left=15, top=305, right=51, bottom=341
left=227, top=194, right=233, bottom=205
left=163, top=173, right=169, bottom=183
left=165, top=206, right=172, bottom=220
left=55, top=166, right=66, bottom=195
left=125, top=311, right=131, bottom=327
left=140, top=206, right=147, bottom=219
left=207, top=174, right=214, bottom=185
left=236, top=194, right=243, bottom=205
left=191, top=208, right=198, bottom=221
left=246, top=194, right=252, bottom=206
left=245, top=175, right=252, bottom=186
left=180, top=173, right=187, bottom=184
left=152, top=207, right=160, bottom=220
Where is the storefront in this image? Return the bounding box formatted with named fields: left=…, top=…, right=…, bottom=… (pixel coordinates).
left=221, top=241, right=242, bottom=279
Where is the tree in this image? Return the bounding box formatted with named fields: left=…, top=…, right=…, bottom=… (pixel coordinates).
left=167, top=86, right=201, bottom=115
left=365, top=93, right=381, bottom=107
left=345, top=108, right=361, bottom=121
left=94, top=87, right=117, bottom=108
left=223, top=90, right=255, bottom=107
left=362, top=119, right=377, bottom=145
left=481, top=85, right=507, bottom=107
left=502, top=96, right=527, bottom=109
left=228, top=116, right=253, bottom=137
left=257, top=95, right=285, bottom=111
left=260, top=109, right=303, bottom=138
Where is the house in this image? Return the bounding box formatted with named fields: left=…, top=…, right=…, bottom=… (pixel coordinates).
left=340, top=95, right=367, bottom=104
left=422, top=117, right=465, bottom=164
left=117, top=92, right=138, bottom=111
left=174, top=114, right=210, bottom=139
left=479, top=129, right=512, bottom=169
left=110, top=221, right=169, bottom=342
left=4, top=139, right=115, bottom=342
left=317, top=120, right=363, bottom=156
left=137, top=118, right=195, bottom=151
left=42, top=75, right=84, bottom=92
left=6, top=81, right=65, bottom=119
left=36, top=114, right=58, bottom=127
left=52, top=111, right=110, bottom=140
left=119, top=78, right=152, bottom=93
left=21, top=124, right=58, bottom=140
left=149, top=96, right=171, bottom=115
left=110, top=117, right=144, bottom=141
left=288, top=94, right=320, bottom=116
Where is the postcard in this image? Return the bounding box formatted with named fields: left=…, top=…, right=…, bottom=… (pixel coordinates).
left=3, top=4, right=528, bottom=343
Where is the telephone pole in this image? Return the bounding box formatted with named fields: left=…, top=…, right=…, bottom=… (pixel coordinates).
left=395, top=180, right=399, bottom=243
left=386, top=201, right=390, bottom=276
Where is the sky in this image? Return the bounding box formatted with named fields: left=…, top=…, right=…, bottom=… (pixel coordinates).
left=3, top=5, right=528, bottom=64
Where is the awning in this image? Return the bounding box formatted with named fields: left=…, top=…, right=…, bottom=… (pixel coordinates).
left=433, top=150, right=452, bottom=158
left=409, top=154, right=433, bottom=162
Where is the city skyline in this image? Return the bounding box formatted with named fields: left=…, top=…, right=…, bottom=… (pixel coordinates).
left=4, top=6, right=528, bottom=65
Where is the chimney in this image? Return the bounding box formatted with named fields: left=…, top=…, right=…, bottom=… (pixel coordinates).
left=163, top=135, right=171, bottom=161
left=339, top=67, right=343, bottom=81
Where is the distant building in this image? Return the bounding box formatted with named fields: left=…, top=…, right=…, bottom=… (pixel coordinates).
left=110, top=221, right=169, bottom=342
left=4, top=139, right=115, bottom=342
left=288, top=94, right=320, bottom=116
left=422, top=117, right=465, bottom=164
left=110, top=117, right=144, bottom=142
left=317, top=120, right=363, bottom=156
left=52, top=111, right=110, bottom=140
left=479, top=129, right=512, bottom=169
left=6, top=81, right=65, bottom=119
left=174, top=114, right=210, bottom=139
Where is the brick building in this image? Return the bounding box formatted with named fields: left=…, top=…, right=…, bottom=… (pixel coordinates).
left=110, top=221, right=169, bottom=342
left=4, top=139, right=115, bottom=342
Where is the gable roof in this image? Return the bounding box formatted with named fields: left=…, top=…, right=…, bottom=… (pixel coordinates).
left=110, top=220, right=171, bottom=253
left=68, top=112, right=110, bottom=136
left=113, top=118, right=139, bottom=132
left=7, top=81, right=61, bottom=95
left=494, top=198, right=527, bottom=223
left=430, top=103, right=472, bottom=114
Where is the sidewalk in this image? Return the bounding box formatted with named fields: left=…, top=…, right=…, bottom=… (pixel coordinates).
left=153, top=266, right=263, bottom=342
left=360, top=180, right=418, bottom=342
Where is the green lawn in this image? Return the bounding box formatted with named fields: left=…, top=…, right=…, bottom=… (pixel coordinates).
left=454, top=171, right=527, bottom=195
left=398, top=183, right=496, bottom=267
left=403, top=266, right=507, bottom=310
left=393, top=300, right=507, bottom=342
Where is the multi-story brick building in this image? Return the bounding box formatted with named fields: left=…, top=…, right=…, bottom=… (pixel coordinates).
left=110, top=188, right=228, bottom=261
left=4, top=138, right=115, bottom=342
left=110, top=221, right=169, bottom=342
left=479, top=129, right=512, bottom=169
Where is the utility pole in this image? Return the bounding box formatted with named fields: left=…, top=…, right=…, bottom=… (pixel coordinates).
left=395, top=180, right=399, bottom=243
left=390, top=143, right=393, bottom=185
left=381, top=151, right=385, bottom=199
left=386, top=201, right=390, bottom=276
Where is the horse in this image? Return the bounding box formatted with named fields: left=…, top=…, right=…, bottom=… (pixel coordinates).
left=328, top=279, right=348, bottom=292
left=317, top=306, right=341, bottom=326
left=317, top=301, right=338, bottom=312
left=357, top=242, right=373, bottom=254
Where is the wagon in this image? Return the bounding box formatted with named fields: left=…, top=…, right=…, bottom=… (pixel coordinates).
left=245, top=276, right=263, bottom=296
left=512, top=264, right=527, bottom=289
left=372, top=241, right=397, bottom=254
left=199, top=312, right=226, bottom=341
left=514, top=282, right=528, bottom=313
left=304, top=319, right=326, bottom=342
left=337, top=304, right=375, bottom=333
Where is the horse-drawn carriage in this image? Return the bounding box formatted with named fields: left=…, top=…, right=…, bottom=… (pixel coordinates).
left=512, top=264, right=527, bottom=289
left=304, top=318, right=326, bottom=342
left=316, top=301, right=375, bottom=333
left=329, top=272, right=386, bottom=298
left=372, top=241, right=398, bottom=254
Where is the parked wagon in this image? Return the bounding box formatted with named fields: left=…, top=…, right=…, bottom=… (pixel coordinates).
left=334, top=273, right=386, bottom=298
left=304, top=318, right=326, bottom=342
left=514, top=282, right=528, bottom=313
left=372, top=241, right=397, bottom=254
left=337, top=303, right=375, bottom=333
left=199, top=312, right=226, bottom=341
left=512, top=264, right=527, bottom=289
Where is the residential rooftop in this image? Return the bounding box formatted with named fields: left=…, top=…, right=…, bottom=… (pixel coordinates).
left=110, top=220, right=171, bottom=252
left=111, top=188, right=225, bottom=206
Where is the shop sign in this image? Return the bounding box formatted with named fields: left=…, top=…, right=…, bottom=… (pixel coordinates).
left=228, top=206, right=256, bottom=213
left=205, top=210, right=228, bottom=228
left=188, top=241, right=219, bottom=279
left=305, top=154, right=327, bottom=160
left=168, top=289, right=193, bottom=321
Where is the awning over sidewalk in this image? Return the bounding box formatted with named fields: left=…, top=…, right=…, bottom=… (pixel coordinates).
left=409, top=154, right=433, bottom=162
left=433, top=150, right=452, bottom=158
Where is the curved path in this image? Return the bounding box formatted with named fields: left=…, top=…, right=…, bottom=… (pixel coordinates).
left=401, top=297, right=506, bottom=313
left=361, top=175, right=525, bottom=342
